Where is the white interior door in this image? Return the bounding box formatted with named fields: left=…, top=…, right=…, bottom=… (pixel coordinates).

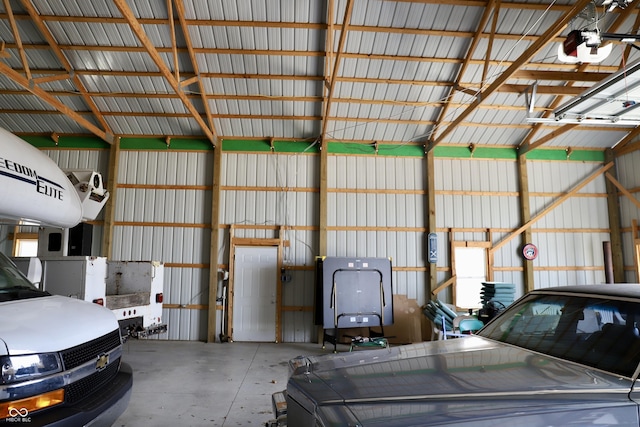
left=232, top=246, right=278, bottom=342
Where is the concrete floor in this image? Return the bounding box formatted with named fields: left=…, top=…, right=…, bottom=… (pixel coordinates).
left=113, top=339, right=333, bottom=427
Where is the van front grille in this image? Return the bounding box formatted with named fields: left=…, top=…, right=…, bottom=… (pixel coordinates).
left=64, top=358, right=120, bottom=405
left=60, top=330, right=122, bottom=370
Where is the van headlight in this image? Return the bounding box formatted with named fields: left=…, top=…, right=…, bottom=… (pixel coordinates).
left=1, top=354, right=62, bottom=384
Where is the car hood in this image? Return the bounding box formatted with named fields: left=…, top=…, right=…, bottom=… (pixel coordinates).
left=0, top=295, right=119, bottom=356
left=288, top=337, right=639, bottom=426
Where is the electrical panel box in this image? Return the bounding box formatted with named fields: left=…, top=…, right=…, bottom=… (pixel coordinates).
left=315, top=257, right=393, bottom=329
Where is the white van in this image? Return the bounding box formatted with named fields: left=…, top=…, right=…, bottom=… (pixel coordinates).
left=0, top=250, right=132, bottom=426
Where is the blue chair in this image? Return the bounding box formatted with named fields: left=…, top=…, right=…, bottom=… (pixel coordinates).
left=458, top=318, right=484, bottom=334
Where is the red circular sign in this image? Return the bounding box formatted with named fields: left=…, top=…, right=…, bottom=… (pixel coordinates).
left=522, top=243, right=538, bottom=260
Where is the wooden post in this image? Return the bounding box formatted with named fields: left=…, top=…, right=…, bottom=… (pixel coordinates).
left=101, top=136, right=120, bottom=259
left=604, top=149, right=625, bottom=283
left=319, top=142, right=328, bottom=257
left=517, top=154, right=535, bottom=292
left=207, top=144, right=222, bottom=343
left=425, top=150, right=436, bottom=297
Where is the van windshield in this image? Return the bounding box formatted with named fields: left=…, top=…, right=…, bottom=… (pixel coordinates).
left=0, top=252, right=47, bottom=301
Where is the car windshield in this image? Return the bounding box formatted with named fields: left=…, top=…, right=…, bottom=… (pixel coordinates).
left=478, top=292, right=640, bottom=378
left=0, top=252, right=44, bottom=300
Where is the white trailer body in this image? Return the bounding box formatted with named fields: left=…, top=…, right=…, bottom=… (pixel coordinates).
left=13, top=256, right=167, bottom=339
left=40, top=256, right=107, bottom=304
left=105, top=261, right=166, bottom=338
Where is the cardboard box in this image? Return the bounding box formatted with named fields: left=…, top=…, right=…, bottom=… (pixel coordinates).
left=318, top=294, right=432, bottom=346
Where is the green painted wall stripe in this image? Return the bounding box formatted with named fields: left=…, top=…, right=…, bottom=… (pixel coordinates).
left=327, top=142, right=424, bottom=157
left=22, top=135, right=110, bottom=149
left=20, top=135, right=606, bottom=162
left=524, top=148, right=605, bottom=162
left=222, top=139, right=319, bottom=153
left=433, top=145, right=517, bottom=159
left=119, top=137, right=213, bottom=150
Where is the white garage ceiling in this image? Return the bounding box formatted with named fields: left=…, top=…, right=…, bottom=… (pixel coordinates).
left=0, top=0, right=640, bottom=153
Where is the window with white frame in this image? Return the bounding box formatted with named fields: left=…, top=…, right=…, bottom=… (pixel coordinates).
left=454, top=246, right=486, bottom=309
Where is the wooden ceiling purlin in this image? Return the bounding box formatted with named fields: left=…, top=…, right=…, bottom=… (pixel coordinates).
left=3, top=40, right=631, bottom=73
left=0, top=76, right=604, bottom=96
left=320, top=0, right=354, bottom=145
left=20, top=0, right=113, bottom=137
left=432, top=0, right=498, bottom=142
left=425, top=0, right=594, bottom=153
left=173, top=0, right=217, bottom=140
left=518, top=4, right=639, bottom=156
left=512, top=70, right=611, bottom=82
left=113, top=0, right=218, bottom=147
left=0, top=89, right=558, bottom=113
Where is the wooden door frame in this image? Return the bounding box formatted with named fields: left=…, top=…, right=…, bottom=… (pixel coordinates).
left=633, top=220, right=640, bottom=283
left=431, top=228, right=493, bottom=302
left=451, top=237, right=491, bottom=310
left=227, top=224, right=288, bottom=343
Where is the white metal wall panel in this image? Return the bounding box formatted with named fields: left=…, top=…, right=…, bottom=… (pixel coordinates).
left=328, top=155, right=426, bottom=310
left=615, top=152, right=640, bottom=282
left=113, top=150, right=213, bottom=340
left=527, top=161, right=609, bottom=288
left=435, top=159, right=522, bottom=294
left=281, top=269, right=315, bottom=342
left=43, top=148, right=109, bottom=175
left=221, top=152, right=318, bottom=342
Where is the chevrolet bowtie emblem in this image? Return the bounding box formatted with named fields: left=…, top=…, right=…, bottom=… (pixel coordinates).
left=96, top=353, right=109, bottom=371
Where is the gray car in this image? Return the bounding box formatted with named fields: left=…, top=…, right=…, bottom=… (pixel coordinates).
left=271, top=284, right=640, bottom=426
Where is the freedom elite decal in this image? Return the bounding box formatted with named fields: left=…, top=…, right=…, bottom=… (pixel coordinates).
left=0, top=156, right=65, bottom=201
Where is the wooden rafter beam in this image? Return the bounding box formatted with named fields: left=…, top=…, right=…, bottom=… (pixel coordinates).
left=320, top=0, right=354, bottom=144
left=613, top=126, right=640, bottom=155
left=434, top=0, right=497, bottom=141
left=20, top=0, right=113, bottom=136
left=319, top=0, right=334, bottom=149
left=113, top=0, right=217, bottom=146
left=619, top=8, right=640, bottom=69
left=167, top=0, right=179, bottom=82
left=521, top=124, right=579, bottom=155
left=0, top=61, right=112, bottom=142
left=482, top=0, right=500, bottom=85
left=173, top=0, right=217, bottom=141
left=4, top=0, right=30, bottom=80
left=426, top=0, right=593, bottom=152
